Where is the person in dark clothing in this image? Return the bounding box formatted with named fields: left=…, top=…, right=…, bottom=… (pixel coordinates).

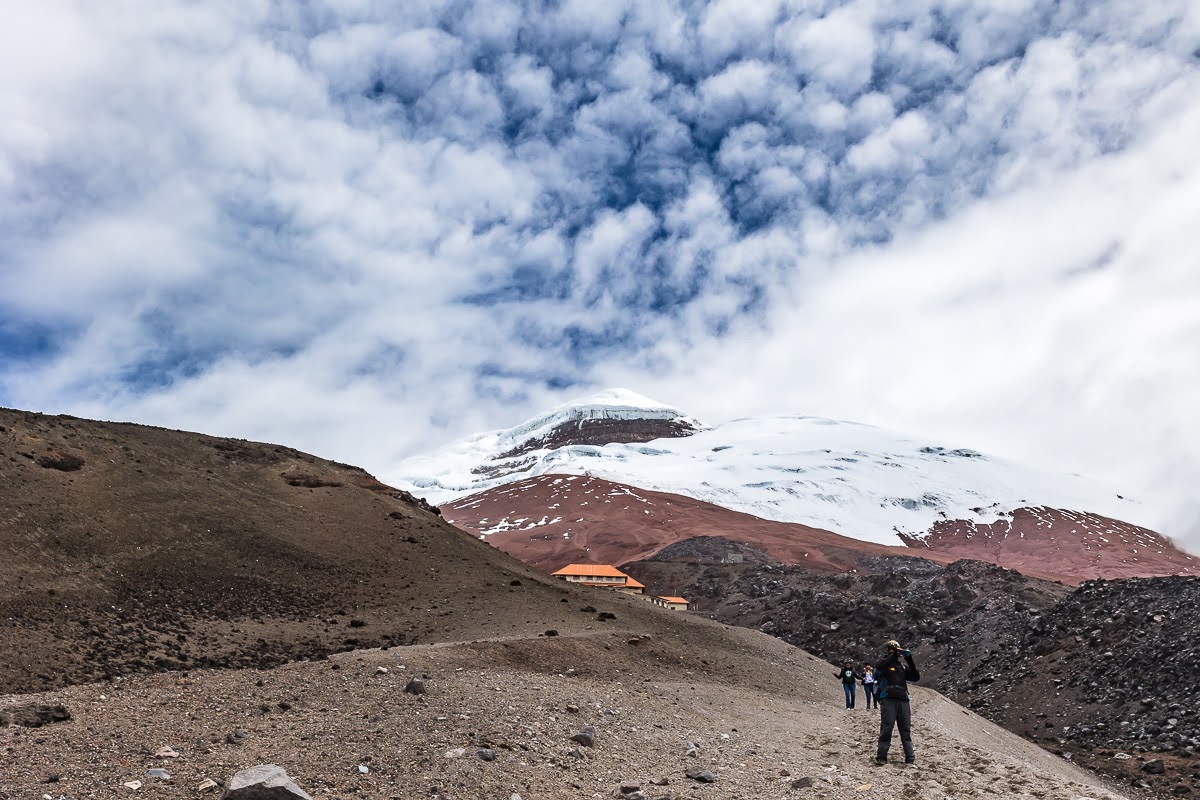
left=835, top=661, right=858, bottom=709
left=873, top=639, right=920, bottom=765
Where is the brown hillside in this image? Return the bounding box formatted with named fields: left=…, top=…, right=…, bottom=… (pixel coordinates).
left=445, top=474, right=1195, bottom=584
left=443, top=474, right=949, bottom=573
left=0, top=408, right=649, bottom=693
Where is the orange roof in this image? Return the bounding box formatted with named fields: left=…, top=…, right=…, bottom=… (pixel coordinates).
left=659, top=596, right=689, bottom=604
left=623, top=577, right=645, bottom=589
left=552, top=563, right=628, bottom=578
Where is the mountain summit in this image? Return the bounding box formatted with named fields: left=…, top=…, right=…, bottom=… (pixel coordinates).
left=394, top=388, right=706, bottom=496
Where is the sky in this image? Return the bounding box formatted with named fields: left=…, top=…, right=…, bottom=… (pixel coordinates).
left=2, top=1, right=1199, bottom=550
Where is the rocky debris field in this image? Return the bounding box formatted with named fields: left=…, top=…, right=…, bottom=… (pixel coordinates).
left=977, top=576, right=1200, bottom=799
left=1, top=621, right=1128, bottom=800
left=626, top=539, right=1199, bottom=798
left=626, top=541, right=1069, bottom=693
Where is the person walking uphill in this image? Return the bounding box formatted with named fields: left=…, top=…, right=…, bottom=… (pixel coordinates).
left=873, top=640, right=920, bottom=765
left=835, top=661, right=858, bottom=709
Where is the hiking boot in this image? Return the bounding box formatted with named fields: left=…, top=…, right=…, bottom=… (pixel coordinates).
left=873, top=758, right=887, bottom=766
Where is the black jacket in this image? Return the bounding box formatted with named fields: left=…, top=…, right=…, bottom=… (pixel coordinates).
left=835, top=667, right=858, bottom=685
left=874, top=651, right=920, bottom=700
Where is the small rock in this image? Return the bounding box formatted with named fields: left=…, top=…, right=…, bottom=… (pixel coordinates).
left=225, top=730, right=246, bottom=745
left=154, top=746, right=180, bottom=758
left=222, top=764, right=313, bottom=799
left=649, top=778, right=670, bottom=786
left=445, top=748, right=467, bottom=759
left=356, top=765, right=369, bottom=774
left=685, top=768, right=716, bottom=783
left=376, top=667, right=388, bottom=674
left=565, top=704, right=580, bottom=714
left=618, top=784, right=642, bottom=795
left=146, top=768, right=171, bottom=780
left=544, top=629, right=559, bottom=636
left=123, top=780, right=143, bottom=790
left=198, top=779, right=219, bottom=792
left=404, top=678, right=426, bottom=695
left=597, top=612, right=617, bottom=621
left=510, top=795, right=523, bottom=800
left=791, top=777, right=813, bottom=789
left=570, top=726, right=596, bottom=747
left=684, top=742, right=700, bottom=757
left=1143, top=759, right=1166, bottom=774
left=477, top=749, right=497, bottom=762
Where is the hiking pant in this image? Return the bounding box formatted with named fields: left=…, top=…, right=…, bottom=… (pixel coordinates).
left=864, top=683, right=876, bottom=709
left=877, top=698, right=914, bottom=761
left=843, top=682, right=856, bottom=708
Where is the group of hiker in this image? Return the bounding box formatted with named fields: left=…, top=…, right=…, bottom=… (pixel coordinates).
left=835, top=640, right=920, bottom=766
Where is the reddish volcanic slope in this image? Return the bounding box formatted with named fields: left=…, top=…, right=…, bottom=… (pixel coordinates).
left=443, top=474, right=948, bottom=573
left=902, top=506, right=1197, bottom=581
left=444, top=474, right=1197, bottom=584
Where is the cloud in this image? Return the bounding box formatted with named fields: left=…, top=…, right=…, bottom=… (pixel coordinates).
left=2, top=0, right=1199, bottom=550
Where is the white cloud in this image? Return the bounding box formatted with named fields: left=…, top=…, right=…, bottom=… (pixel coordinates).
left=779, top=3, right=877, bottom=96
left=2, top=0, right=1200, bottom=554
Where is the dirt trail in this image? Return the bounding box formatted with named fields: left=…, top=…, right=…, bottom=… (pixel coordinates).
left=1, top=623, right=1127, bottom=800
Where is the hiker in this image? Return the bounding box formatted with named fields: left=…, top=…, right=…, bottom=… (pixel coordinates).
left=873, top=640, right=920, bottom=765
left=835, top=660, right=858, bottom=709
left=862, top=664, right=877, bottom=710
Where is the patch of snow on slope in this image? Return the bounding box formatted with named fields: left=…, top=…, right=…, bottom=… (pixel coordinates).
left=388, top=393, right=1150, bottom=548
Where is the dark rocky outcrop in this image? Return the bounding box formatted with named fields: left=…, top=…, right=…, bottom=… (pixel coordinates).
left=0, top=704, right=71, bottom=727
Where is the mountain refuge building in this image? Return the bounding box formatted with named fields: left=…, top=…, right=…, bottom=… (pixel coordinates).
left=550, top=563, right=687, bottom=609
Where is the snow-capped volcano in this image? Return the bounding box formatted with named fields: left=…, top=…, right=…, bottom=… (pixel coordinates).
left=389, top=389, right=1158, bottom=549
left=395, top=387, right=706, bottom=486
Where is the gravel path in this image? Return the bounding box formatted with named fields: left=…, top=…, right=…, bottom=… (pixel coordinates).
left=2, top=625, right=1128, bottom=800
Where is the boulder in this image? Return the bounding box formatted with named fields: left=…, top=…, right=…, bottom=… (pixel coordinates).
left=0, top=704, right=71, bottom=727
left=221, top=764, right=312, bottom=800
left=570, top=725, right=596, bottom=747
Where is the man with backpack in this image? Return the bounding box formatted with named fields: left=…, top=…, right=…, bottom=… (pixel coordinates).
left=873, top=639, right=920, bottom=765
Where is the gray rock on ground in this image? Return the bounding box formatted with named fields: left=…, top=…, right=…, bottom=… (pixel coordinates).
left=570, top=725, right=596, bottom=747
left=221, top=764, right=313, bottom=800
